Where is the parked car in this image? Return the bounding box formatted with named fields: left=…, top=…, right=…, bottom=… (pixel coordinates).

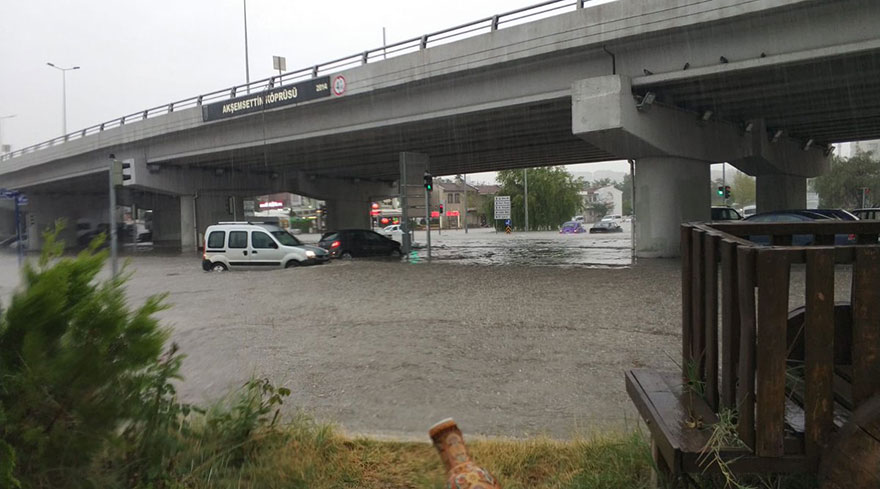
left=741, top=205, right=757, bottom=217
left=201, top=222, right=329, bottom=271
left=382, top=224, right=402, bottom=237
left=559, top=221, right=586, bottom=234
left=744, top=210, right=856, bottom=245
left=317, top=229, right=402, bottom=258
left=853, top=208, right=880, bottom=220
left=711, top=206, right=743, bottom=221
left=589, top=221, right=623, bottom=233
left=601, top=214, right=622, bottom=222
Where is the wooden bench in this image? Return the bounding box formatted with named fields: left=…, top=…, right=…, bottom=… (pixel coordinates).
left=627, top=221, right=880, bottom=489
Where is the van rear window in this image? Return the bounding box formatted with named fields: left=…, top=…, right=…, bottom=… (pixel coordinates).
left=207, top=231, right=226, bottom=248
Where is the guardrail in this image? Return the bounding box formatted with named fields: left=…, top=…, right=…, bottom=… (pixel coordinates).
left=0, top=0, right=590, bottom=163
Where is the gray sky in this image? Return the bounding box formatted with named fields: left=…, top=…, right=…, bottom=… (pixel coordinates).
left=0, top=0, right=627, bottom=183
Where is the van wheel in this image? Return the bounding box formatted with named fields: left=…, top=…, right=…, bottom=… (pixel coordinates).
left=340, top=251, right=353, bottom=260
left=211, top=262, right=228, bottom=272
left=285, top=260, right=300, bottom=268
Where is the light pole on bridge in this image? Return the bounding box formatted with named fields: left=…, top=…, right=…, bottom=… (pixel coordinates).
left=46, top=62, right=80, bottom=136
left=0, top=114, right=15, bottom=154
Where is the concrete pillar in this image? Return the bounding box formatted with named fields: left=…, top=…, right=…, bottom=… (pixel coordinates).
left=325, top=198, right=371, bottom=230
left=180, top=195, right=196, bottom=253
left=150, top=194, right=181, bottom=251
left=756, top=173, right=806, bottom=213
left=635, top=157, right=710, bottom=258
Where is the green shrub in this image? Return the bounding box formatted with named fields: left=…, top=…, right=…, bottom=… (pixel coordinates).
left=0, top=230, right=170, bottom=488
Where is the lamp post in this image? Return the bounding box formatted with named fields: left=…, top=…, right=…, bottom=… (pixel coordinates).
left=243, top=0, right=251, bottom=92
left=46, top=62, right=80, bottom=136
left=0, top=114, right=14, bottom=154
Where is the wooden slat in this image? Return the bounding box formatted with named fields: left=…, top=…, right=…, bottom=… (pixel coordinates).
left=704, top=233, right=719, bottom=411
left=804, top=248, right=835, bottom=464
left=852, top=247, right=880, bottom=407
left=755, top=249, right=790, bottom=457
left=691, top=229, right=705, bottom=384
left=720, top=240, right=740, bottom=409
left=736, top=246, right=757, bottom=449
left=681, top=225, right=694, bottom=379
left=708, top=220, right=880, bottom=237
left=772, top=234, right=793, bottom=246
left=814, top=234, right=835, bottom=246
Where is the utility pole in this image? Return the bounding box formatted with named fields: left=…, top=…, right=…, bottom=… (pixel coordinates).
left=523, top=168, right=529, bottom=231
left=722, top=163, right=727, bottom=205
left=244, top=0, right=251, bottom=92
left=0, top=114, right=15, bottom=154
left=425, top=187, right=431, bottom=260
left=463, top=173, right=468, bottom=234
left=46, top=63, right=80, bottom=136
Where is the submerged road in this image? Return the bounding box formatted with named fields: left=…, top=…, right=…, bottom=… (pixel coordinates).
left=2, top=227, right=843, bottom=439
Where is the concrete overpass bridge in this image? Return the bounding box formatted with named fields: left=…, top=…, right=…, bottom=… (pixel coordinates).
left=2, top=0, right=879, bottom=256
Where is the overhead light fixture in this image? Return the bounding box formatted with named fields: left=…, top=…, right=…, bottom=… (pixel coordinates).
left=743, top=121, right=754, bottom=133
left=270, top=172, right=279, bottom=180
left=771, top=129, right=783, bottom=143
left=147, top=163, right=161, bottom=174
left=698, top=110, right=713, bottom=125
left=802, top=138, right=815, bottom=151
left=636, top=92, right=656, bottom=111
left=214, top=168, right=225, bottom=176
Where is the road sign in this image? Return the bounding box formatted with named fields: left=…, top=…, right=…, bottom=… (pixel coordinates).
left=494, top=196, right=511, bottom=220
left=16, top=194, right=27, bottom=206
left=0, top=188, right=20, bottom=200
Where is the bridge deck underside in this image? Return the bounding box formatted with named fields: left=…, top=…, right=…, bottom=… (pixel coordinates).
left=156, top=99, right=616, bottom=181
left=635, top=49, right=880, bottom=145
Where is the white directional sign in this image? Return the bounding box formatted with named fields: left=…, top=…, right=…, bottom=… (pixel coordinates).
left=494, top=195, right=511, bottom=220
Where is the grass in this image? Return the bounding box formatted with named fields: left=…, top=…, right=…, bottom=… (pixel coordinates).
left=176, top=418, right=655, bottom=489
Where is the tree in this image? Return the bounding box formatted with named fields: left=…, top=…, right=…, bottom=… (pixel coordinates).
left=0, top=229, right=170, bottom=487
left=492, top=167, right=582, bottom=230
left=730, top=171, right=756, bottom=207
left=813, top=151, right=880, bottom=208
left=614, top=173, right=633, bottom=215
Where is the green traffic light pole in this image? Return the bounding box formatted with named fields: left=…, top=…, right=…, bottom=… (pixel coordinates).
left=108, top=154, right=119, bottom=277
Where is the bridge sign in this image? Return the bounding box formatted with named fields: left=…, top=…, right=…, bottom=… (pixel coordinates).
left=202, top=76, right=332, bottom=122
left=494, top=196, right=511, bottom=220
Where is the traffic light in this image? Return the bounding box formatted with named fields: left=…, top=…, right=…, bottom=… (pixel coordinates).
left=724, top=185, right=731, bottom=199
left=110, top=159, right=132, bottom=186
left=439, top=203, right=444, bottom=214
left=424, top=172, right=433, bottom=192
left=716, top=186, right=724, bottom=197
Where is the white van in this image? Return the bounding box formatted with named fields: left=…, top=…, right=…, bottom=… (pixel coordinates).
left=201, top=222, right=329, bottom=271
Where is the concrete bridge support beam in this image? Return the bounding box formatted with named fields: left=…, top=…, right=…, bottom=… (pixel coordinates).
left=325, top=198, right=372, bottom=230
left=635, top=157, right=710, bottom=258
left=572, top=74, right=828, bottom=257
left=755, top=173, right=807, bottom=213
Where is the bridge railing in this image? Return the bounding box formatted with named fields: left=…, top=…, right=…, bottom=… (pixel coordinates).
left=0, top=0, right=591, bottom=163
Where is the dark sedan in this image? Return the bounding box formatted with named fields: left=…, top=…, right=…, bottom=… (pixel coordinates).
left=317, top=229, right=402, bottom=258
left=744, top=210, right=856, bottom=245
left=589, top=221, right=623, bottom=233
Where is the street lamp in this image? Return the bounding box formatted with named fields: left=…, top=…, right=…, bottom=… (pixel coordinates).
left=46, top=62, right=80, bottom=136
left=0, top=114, right=15, bottom=154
